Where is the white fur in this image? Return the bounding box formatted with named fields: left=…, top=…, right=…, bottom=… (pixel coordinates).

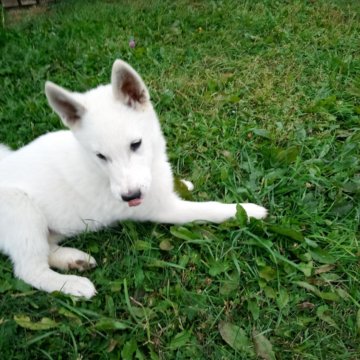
left=0, top=60, right=267, bottom=298
left=0, top=144, right=12, bottom=161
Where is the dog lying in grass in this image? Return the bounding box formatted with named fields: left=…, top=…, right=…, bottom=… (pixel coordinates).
left=0, top=60, right=267, bottom=298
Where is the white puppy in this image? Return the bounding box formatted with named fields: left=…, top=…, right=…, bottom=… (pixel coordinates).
left=0, top=60, right=267, bottom=298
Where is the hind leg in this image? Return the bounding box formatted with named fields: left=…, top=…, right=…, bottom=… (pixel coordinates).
left=48, top=232, right=97, bottom=271
left=0, top=188, right=96, bottom=298
left=48, top=243, right=97, bottom=271
left=47, top=231, right=97, bottom=271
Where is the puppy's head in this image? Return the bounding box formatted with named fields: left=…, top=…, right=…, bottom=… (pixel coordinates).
left=45, top=60, right=162, bottom=206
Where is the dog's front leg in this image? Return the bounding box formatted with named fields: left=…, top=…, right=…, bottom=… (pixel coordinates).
left=149, top=195, right=267, bottom=224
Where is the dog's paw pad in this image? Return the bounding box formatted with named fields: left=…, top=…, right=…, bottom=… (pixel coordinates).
left=68, top=258, right=97, bottom=271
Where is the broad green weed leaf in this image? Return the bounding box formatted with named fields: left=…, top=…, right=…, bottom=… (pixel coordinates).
left=298, top=252, right=312, bottom=262
left=0, top=280, right=13, bottom=293
left=252, top=128, right=272, bottom=139
left=316, top=305, right=339, bottom=330
left=305, top=238, right=318, bottom=248
left=244, top=238, right=274, bottom=249
left=319, top=144, right=331, bottom=158
left=88, top=241, right=100, bottom=253
left=134, top=240, right=152, bottom=251
left=170, top=226, right=199, bottom=241
left=236, top=204, right=248, bottom=227
left=58, top=308, right=82, bottom=324
left=253, top=330, right=276, bottom=360
left=133, top=47, right=146, bottom=59
left=342, top=181, right=360, bottom=194
left=276, top=288, right=289, bottom=310
left=294, top=281, right=317, bottom=293
left=227, top=94, right=241, bottom=103
left=320, top=273, right=340, bottom=282
left=220, top=274, right=239, bottom=296
left=12, top=279, right=32, bottom=292
left=335, top=288, right=350, bottom=300
left=329, top=201, right=354, bottom=216
left=297, top=315, right=316, bottom=326
left=110, top=280, right=122, bottom=292
left=267, top=225, right=304, bottom=242
left=259, top=266, right=276, bottom=282
left=294, top=281, right=340, bottom=301
left=317, top=291, right=340, bottom=302
left=135, top=348, right=145, bottom=360
left=169, top=330, right=192, bottom=349
left=305, top=95, right=337, bottom=113
left=14, top=315, right=58, bottom=331
left=255, top=257, right=267, bottom=267
left=298, top=262, right=313, bottom=277
left=105, top=295, right=115, bottom=318
left=121, top=338, right=137, bottom=360
left=218, top=321, right=254, bottom=355
left=263, top=169, right=286, bottom=184
left=134, top=268, right=145, bottom=287
left=247, top=299, right=260, bottom=320
left=275, top=146, right=300, bottom=165
left=178, top=254, right=190, bottom=268
left=159, top=239, right=173, bottom=251
left=310, top=248, right=336, bottom=264
left=264, top=286, right=277, bottom=299
left=130, top=306, right=152, bottom=319
left=221, top=166, right=229, bottom=181
left=149, top=347, right=160, bottom=360
left=209, top=260, right=230, bottom=277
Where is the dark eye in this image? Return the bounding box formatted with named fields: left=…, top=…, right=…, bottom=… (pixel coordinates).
left=96, top=153, right=107, bottom=161
left=130, top=139, right=142, bottom=152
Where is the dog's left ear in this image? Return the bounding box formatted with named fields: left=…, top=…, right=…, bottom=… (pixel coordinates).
left=111, top=60, right=150, bottom=109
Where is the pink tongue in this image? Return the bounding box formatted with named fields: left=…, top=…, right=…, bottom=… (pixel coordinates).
left=128, top=198, right=142, bottom=207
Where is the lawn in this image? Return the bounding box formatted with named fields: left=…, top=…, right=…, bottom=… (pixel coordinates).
left=0, top=0, right=359, bottom=358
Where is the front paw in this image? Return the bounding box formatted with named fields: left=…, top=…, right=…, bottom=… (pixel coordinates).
left=240, top=203, right=268, bottom=220
left=58, top=275, right=97, bottom=299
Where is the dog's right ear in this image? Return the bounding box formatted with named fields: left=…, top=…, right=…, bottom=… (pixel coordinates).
left=45, top=81, right=86, bottom=128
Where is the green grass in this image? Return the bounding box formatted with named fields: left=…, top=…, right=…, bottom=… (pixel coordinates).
left=0, top=0, right=359, bottom=358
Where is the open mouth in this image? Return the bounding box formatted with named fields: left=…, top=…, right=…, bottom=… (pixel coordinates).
left=121, top=190, right=143, bottom=207
left=128, top=198, right=143, bottom=207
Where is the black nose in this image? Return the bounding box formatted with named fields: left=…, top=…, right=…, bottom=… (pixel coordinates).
left=121, top=190, right=142, bottom=202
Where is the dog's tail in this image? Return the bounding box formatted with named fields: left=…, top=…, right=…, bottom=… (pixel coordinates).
left=0, top=144, right=12, bottom=161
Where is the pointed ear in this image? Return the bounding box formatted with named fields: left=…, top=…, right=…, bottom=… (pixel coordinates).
left=111, top=60, right=150, bottom=109
left=45, top=81, right=86, bottom=128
